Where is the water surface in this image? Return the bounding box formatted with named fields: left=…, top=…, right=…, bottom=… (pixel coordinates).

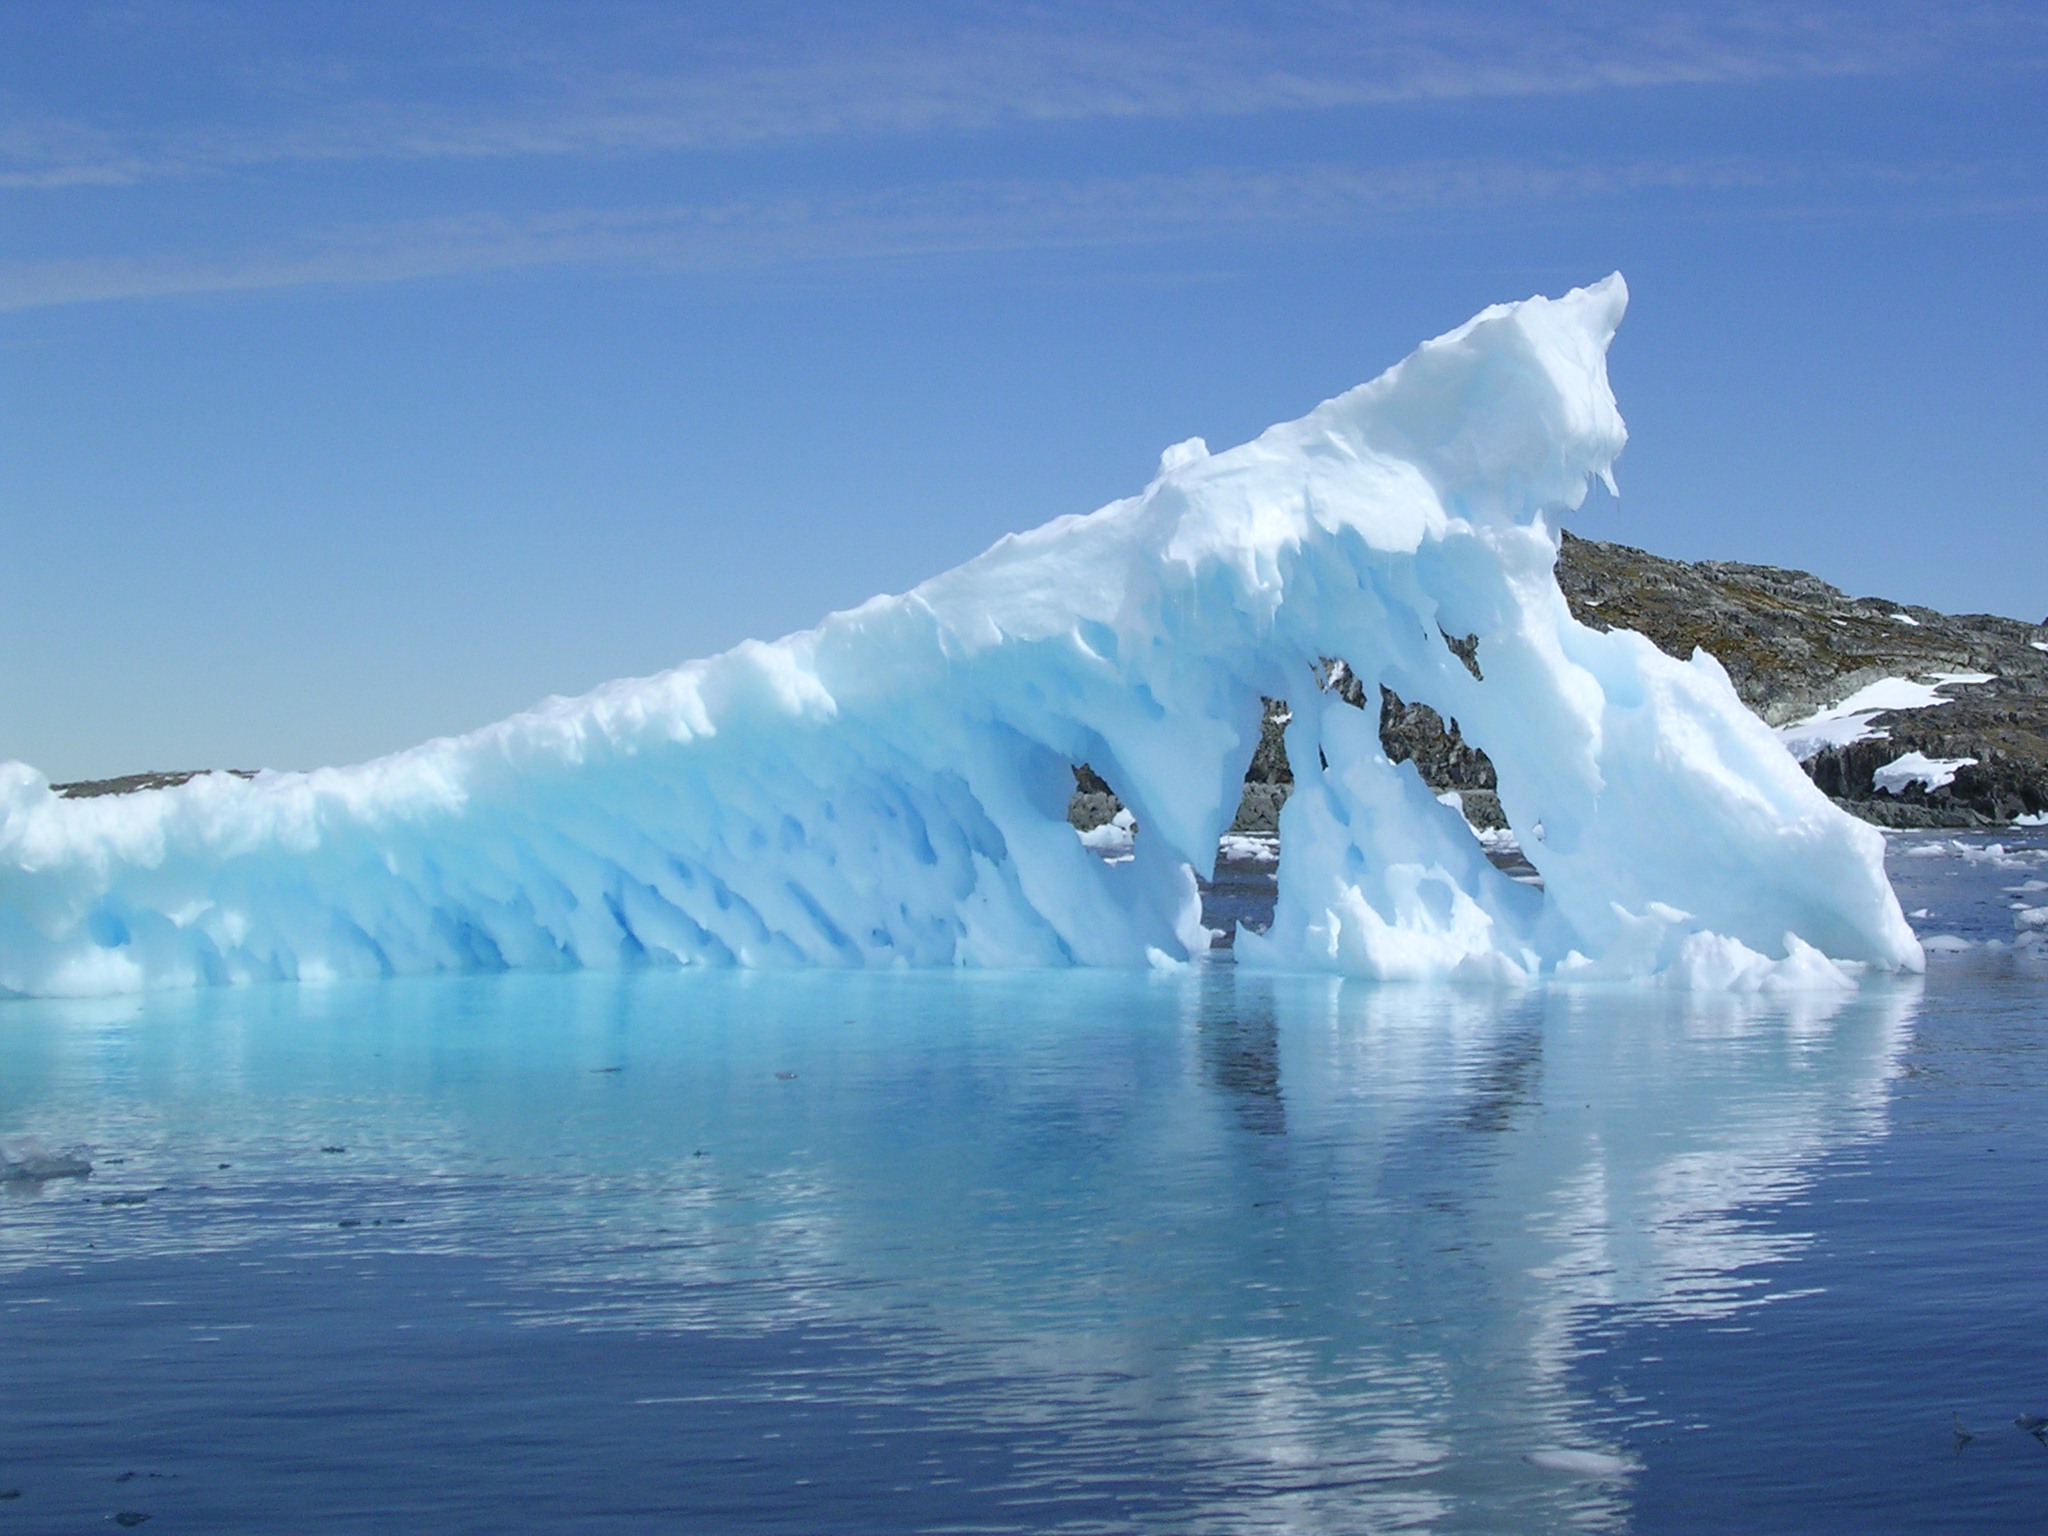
left=3, top=833, right=2046, bottom=1533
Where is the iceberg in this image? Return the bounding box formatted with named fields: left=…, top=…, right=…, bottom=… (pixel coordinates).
left=0, top=275, right=1922, bottom=996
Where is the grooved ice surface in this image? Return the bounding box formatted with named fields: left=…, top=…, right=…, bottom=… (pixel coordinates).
left=0, top=276, right=1921, bottom=995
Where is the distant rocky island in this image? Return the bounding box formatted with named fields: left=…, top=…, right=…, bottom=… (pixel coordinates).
left=54, top=535, right=2048, bottom=831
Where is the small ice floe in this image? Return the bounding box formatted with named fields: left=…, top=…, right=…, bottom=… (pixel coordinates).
left=2015, top=907, right=2048, bottom=931
left=0, top=1137, right=94, bottom=1182
left=1873, top=752, right=1976, bottom=795
left=1216, top=832, right=1279, bottom=865
left=1902, top=839, right=2035, bottom=868
left=1525, top=1448, right=1635, bottom=1478
left=1078, top=809, right=1136, bottom=862
left=1922, top=935, right=1976, bottom=953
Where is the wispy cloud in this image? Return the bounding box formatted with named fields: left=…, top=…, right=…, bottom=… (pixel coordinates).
left=4, top=1, right=2042, bottom=190
left=3, top=153, right=2025, bottom=312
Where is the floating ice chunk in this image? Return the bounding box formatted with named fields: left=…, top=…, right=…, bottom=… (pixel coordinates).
left=1078, top=809, right=1137, bottom=860
left=1921, top=934, right=1976, bottom=952
left=1873, top=752, right=1977, bottom=795
left=1216, top=833, right=1279, bottom=865
left=0, top=275, right=1922, bottom=992
left=2016, top=907, right=2048, bottom=931
left=1658, top=931, right=1857, bottom=992
left=0, top=1137, right=94, bottom=1181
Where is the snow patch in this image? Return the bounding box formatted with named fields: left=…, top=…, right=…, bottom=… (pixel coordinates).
left=1777, top=673, right=1994, bottom=760
left=1872, top=752, right=1975, bottom=795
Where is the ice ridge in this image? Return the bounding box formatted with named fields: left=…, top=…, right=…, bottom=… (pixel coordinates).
left=0, top=275, right=1923, bottom=995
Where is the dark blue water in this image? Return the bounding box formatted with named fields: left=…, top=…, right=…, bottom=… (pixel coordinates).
left=2, top=832, right=2045, bottom=1533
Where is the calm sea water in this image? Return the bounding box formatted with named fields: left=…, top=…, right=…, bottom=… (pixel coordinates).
left=3, top=832, right=2046, bottom=1533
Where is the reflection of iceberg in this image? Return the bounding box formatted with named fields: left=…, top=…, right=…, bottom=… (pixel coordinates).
left=518, top=973, right=1914, bottom=1525
left=0, top=276, right=1919, bottom=996
left=0, top=967, right=1916, bottom=1528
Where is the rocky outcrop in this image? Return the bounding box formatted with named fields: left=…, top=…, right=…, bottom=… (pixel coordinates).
left=1072, top=533, right=2048, bottom=834
left=1556, top=532, right=2048, bottom=826
left=52, top=769, right=254, bottom=799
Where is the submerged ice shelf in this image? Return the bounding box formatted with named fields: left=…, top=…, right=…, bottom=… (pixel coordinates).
left=0, top=276, right=1921, bottom=996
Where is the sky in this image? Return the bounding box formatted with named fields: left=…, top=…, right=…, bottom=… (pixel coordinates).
left=2, top=1, right=2045, bottom=781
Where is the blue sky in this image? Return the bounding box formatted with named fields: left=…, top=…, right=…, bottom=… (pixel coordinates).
left=3, top=1, right=2045, bottom=779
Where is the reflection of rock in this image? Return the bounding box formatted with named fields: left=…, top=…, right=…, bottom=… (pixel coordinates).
left=0, top=1137, right=93, bottom=1181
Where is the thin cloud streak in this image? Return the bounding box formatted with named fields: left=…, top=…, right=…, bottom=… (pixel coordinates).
left=4, top=2, right=2042, bottom=190
left=2, top=153, right=2024, bottom=313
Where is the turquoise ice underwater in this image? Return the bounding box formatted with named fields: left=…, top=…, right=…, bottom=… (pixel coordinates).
left=4, top=828, right=2048, bottom=1532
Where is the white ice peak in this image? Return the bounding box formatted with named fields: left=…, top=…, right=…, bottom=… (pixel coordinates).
left=0, top=276, right=1922, bottom=996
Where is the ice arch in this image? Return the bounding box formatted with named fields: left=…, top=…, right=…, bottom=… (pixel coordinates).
left=0, top=276, right=1922, bottom=996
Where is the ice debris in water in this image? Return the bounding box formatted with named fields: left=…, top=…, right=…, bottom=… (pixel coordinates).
left=0, top=275, right=1921, bottom=993
left=0, top=1137, right=94, bottom=1181
left=1525, top=1449, right=1636, bottom=1478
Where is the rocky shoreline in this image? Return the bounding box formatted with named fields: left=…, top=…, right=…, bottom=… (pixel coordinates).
left=51, top=537, right=2048, bottom=832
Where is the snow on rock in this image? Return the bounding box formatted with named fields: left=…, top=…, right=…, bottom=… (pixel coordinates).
left=1872, top=751, right=1977, bottom=795
left=1775, top=673, right=1993, bottom=760
left=0, top=275, right=1922, bottom=996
